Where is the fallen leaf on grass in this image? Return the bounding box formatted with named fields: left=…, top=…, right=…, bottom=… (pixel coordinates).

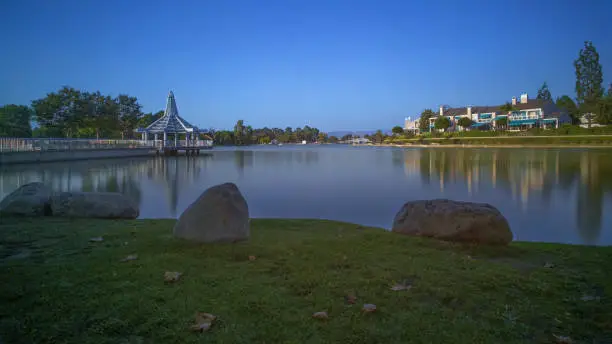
left=191, top=312, right=216, bottom=333
left=580, top=295, right=601, bottom=302
left=248, top=255, right=257, bottom=261
left=362, top=304, right=377, bottom=313
left=552, top=334, right=572, bottom=343
left=345, top=293, right=357, bottom=304
left=89, top=237, right=104, bottom=242
left=121, top=254, right=138, bottom=262
left=312, top=311, right=328, bottom=319
left=164, top=271, right=182, bottom=283
left=390, top=280, right=412, bottom=291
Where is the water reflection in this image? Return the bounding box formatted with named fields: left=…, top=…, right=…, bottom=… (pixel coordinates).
left=0, top=159, right=145, bottom=206
left=1, top=146, right=610, bottom=245
left=405, top=149, right=612, bottom=245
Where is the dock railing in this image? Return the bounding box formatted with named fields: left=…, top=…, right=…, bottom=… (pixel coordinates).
left=0, top=138, right=157, bottom=153
left=0, top=137, right=215, bottom=153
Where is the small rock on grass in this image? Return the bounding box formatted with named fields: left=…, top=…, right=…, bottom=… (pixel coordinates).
left=164, top=271, right=182, bottom=283
left=390, top=282, right=412, bottom=291
left=552, top=334, right=573, bottom=343
left=544, top=262, right=555, bottom=268
left=248, top=255, right=256, bottom=261
left=191, top=312, right=217, bottom=333
left=89, top=237, right=104, bottom=242
left=121, top=254, right=138, bottom=262
left=312, top=311, right=328, bottom=320
left=362, top=304, right=376, bottom=313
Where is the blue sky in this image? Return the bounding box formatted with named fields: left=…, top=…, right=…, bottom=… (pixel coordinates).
left=1, top=0, right=611, bottom=132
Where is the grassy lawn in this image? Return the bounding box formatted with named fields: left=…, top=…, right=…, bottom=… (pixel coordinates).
left=1, top=217, right=611, bottom=343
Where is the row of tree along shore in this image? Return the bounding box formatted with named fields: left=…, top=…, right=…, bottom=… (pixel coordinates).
left=0, top=89, right=339, bottom=145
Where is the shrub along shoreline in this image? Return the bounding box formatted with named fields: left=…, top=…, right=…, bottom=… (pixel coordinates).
left=1, top=217, right=611, bottom=343
left=380, top=134, right=612, bottom=147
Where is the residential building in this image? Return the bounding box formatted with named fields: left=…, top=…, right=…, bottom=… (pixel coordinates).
left=427, top=93, right=571, bottom=132
left=404, top=116, right=420, bottom=134
left=578, top=113, right=605, bottom=128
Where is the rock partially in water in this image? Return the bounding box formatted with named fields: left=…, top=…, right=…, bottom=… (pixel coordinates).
left=173, top=182, right=249, bottom=243
left=0, top=182, right=52, bottom=216
left=392, top=199, right=513, bottom=245
left=50, top=191, right=139, bottom=219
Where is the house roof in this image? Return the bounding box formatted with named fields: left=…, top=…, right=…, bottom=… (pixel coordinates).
left=143, top=91, right=200, bottom=133
left=433, top=98, right=563, bottom=117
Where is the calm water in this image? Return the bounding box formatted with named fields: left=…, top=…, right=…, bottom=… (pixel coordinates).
left=1, top=145, right=611, bottom=246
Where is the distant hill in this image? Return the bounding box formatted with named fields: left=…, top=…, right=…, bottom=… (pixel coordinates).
left=326, top=130, right=391, bottom=137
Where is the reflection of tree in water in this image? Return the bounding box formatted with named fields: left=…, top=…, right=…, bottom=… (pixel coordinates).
left=234, top=151, right=254, bottom=176
left=409, top=148, right=612, bottom=244
left=0, top=159, right=145, bottom=206
left=576, top=152, right=604, bottom=244
left=143, top=155, right=210, bottom=217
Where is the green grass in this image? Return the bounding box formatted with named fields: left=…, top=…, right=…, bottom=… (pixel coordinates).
left=1, top=218, right=611, bottom=343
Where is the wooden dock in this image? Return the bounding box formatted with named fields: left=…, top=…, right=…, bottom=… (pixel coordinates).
left=157, top=145, right=213, bottom=156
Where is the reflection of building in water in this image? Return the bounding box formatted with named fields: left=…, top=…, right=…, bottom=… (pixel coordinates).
left=401, top=150, right=420, bottom=177
left=410, top=148, right=609, bottom=244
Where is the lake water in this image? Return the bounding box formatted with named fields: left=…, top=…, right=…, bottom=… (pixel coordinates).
left=1, top=145, right=611, bottom=246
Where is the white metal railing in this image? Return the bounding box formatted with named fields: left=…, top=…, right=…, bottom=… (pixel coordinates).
left=0, top=138, right=157, bottom=153
left=160, top=140, right=213, bottom=148
left=0, top=137, right=215, bottom=153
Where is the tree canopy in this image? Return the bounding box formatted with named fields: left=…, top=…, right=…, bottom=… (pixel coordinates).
left=418, top=109, right=435, bottom=132
left=0, top=105, right=32, bottom=137
left=391, top=126, right=404, bottom=135
left=457, top=117, right=473, bottom=129
left=25, top=86, right=156, bottom=139
left=574, top=41, right=604, bottom=114
left=536, top=82, right=552, bottom=101
left=434, top=116, right=451, bottom=131
left=211, top=120, right=325, bottom=145
left=556, top=95, right=580, bottom=124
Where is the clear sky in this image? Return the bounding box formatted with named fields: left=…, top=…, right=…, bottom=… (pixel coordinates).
left=1, top=0, right=611, bottom=132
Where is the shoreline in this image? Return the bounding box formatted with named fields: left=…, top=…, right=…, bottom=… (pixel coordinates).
left=362, top=143, right=612, bottom=149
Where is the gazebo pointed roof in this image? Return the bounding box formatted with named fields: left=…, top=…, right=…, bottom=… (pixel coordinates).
left=144, top=91, right=200, bottom=133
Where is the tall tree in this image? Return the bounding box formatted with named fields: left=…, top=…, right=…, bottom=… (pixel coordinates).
left=536, top=82, right=552, bottom=100
left=116, top=94, right=143, bottom=139
left=233, top=120, right=246, bottom=145
left=0, top=105, right=33, bottom=137
left=498, top=102, right=518, bottom=130
left=418, top=109, right=435, bottom=132
left=574, top=41, right=604, bottom=115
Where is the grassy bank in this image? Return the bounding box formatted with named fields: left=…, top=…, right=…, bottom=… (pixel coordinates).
left=1, top=218, right=611, bottom=343
left=384, top=135, right=612, bottom=146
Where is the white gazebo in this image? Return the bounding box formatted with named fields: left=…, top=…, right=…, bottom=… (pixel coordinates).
left=135, top=91, right=212, bottom=149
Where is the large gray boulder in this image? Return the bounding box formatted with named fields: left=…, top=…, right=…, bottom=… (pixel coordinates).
left=49, top=191, right=139, bottom=219
left=392, top=199, right=513, bottom=245
left=0, top=182, right=52, bottom=216
left=173, top=182, right=249, bottom=243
